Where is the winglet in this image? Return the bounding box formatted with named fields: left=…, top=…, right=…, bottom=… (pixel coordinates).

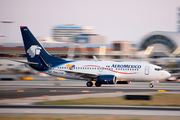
left=93, top=56, right=98, bottom=62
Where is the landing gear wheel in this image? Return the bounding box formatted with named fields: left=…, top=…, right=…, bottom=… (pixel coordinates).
left=86, top=81, right=93, bottom=87
left=95, top=82, right=101, bottom=87
left=149, top=83, right=154, bottom=88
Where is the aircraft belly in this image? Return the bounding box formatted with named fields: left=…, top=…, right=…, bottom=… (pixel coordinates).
left=45, top=70, right=84, bottom=79
left=142, top=74, right=156, bottom=81
left=116, top=73, right=133, bottom=81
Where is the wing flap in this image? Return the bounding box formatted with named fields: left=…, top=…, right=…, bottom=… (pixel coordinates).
left=63, top=70, right=98, bottom=78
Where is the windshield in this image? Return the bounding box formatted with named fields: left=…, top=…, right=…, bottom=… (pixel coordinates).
left=154, top=68, right=163, bottom=71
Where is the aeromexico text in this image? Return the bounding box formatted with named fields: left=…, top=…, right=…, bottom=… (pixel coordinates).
left=111, top=64, right=141, bottom=68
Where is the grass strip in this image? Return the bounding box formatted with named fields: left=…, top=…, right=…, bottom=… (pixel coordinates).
left=36, top=93, right=180, bottom=106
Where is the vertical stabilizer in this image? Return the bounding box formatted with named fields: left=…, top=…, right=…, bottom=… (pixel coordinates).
left=20, top=26, right=65, bottom=63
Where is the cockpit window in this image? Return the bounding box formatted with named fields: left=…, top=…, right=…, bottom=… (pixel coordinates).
left=155, top=68, right=163, bottom=71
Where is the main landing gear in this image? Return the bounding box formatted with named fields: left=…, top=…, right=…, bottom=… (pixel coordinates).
left=86, top=81, right=93, bottom=87
left=86, top=81, right=102, bottom=87
left=95, top=82, right=101, bottom=87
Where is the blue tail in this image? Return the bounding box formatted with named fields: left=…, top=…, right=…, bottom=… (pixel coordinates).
left=20, top=26, right=69, bottom=71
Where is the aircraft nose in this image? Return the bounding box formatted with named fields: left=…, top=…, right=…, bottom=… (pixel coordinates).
left=164, top=71, right=171, bottom=78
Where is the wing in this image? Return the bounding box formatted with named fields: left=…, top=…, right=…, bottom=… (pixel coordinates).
left=63, top=70, right=99, bottom=80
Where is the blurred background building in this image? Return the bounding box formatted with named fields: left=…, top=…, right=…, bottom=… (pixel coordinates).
left=138, top=31, right=180, bottom=58
left=74, top=34, right=105, bottom=44
left=178, top=7, right=180, bottom=32
left=52, top=24, right=94, bottom=42
left=1, top=30, right=180, bottom=60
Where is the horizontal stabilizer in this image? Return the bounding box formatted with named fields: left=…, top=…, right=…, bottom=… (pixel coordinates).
left=38, top=55, right=50, bottom=69
left=11, top=59, right=39, bottom=65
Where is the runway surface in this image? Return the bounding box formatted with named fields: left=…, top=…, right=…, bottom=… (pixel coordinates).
left=0, top=80, right=180, bottom=117
left=0, top=80, right=180, bottom=99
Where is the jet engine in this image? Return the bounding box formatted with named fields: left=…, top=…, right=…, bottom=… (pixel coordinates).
left=96, top=75, right=116, bottom=84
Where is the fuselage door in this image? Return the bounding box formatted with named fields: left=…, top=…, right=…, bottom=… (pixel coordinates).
left=144, top=66, right=149, bottom=75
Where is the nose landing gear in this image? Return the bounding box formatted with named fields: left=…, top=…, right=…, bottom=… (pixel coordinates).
left=149, top=83, right=154, bottom=88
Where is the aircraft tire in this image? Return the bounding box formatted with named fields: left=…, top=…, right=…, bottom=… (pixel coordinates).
left=149, top=83, right=154, bottom=88
left=95, top=82, right=101, bottom=87
left=86, top=81, right=93, bottom=87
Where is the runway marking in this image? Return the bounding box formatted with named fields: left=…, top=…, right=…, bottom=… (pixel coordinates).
left=17, top=90, right=24, bottom=92
left=158, top=90, right=166, bottom=92
left=42, top=95, right=49, bottom=98
left=50, top=90, right=57, bottom=92
left=82, top=90, right=89, bottom=92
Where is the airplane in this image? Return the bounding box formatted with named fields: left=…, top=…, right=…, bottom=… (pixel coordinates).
left=16, top=26, right=171, bottom=88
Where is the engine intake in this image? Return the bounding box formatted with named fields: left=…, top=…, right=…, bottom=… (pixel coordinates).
left=96, top=75, right=116, bottom=84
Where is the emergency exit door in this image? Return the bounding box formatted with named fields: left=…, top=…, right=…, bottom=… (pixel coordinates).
left=144, top=66, right=149, bottom=75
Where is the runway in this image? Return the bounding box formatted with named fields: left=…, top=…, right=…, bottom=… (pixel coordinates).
left=0, top=80, right=180, bottom=117
left=0, top=87, right=180, bottom=99
left=0, top=80, right=180, bottom=99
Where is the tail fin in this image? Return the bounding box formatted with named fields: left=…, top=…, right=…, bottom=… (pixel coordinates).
left=20, top=26, right=65, bottom=64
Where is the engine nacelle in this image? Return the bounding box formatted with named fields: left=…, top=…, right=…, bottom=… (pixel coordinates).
left=96, top=75, right=116, bottom=84
left=116, top=81, right=130, bottom=84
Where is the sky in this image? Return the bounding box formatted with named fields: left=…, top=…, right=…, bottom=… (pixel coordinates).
left=0, top=0, right=180, bottom=43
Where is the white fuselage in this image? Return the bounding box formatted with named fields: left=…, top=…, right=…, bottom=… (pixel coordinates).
left=44, top=61, right=170, bottom=82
